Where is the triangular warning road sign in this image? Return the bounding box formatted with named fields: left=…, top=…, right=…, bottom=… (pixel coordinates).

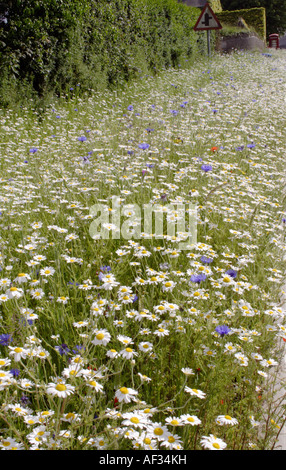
left=194, top=3, right=222, bottom=31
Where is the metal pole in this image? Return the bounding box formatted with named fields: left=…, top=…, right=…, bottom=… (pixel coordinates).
left=207, top=29, right=211, bottom=57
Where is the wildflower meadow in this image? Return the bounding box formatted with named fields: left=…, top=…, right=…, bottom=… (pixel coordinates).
left=0, top=49, right=286, bottom=451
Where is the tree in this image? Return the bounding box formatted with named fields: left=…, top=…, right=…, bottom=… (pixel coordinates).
left=220, top=0, right=286, bottom=35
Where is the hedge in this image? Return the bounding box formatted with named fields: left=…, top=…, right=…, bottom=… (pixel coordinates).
left=208, top=0, right=223, bottom=13
left=0, top=0, right=205, bottom=108
left=216, top=7, right=266, bottom=41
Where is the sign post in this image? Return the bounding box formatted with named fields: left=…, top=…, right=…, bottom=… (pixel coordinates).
left=194, top=3, right=222, bottom=57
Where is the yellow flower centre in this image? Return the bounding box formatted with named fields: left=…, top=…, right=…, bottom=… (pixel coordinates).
left=225, top=415, right=232, bottom=420
left=168, top=436, right=176, bottom=443
left=212, top=443, right=220, bottom=449
left=130, top=417, right=140, bottom=424
left=98, top=440, right=105, bottom=446
left=154, top=427, right=164, bottom=436
left=170, top=419, right=179, bottom=426
left=165, top=282, right=172, bottom=287
left=2, top=441, right=11, bottom=447
left=66, top=413, right=75, bottom=420
left=89, top=381, right=97, bottom=387
left=96, top=333, right=104, bottom=340
left=150, top=277, right=158, bottom=282
left=120, top=387, right=128, bottom=394
left=144, top=437, right=151, bottom=445
left=0, top=372, right=5, bottom=377
left=187, top=417, right=195, bottom=423
left=10, top=287, right=18, bottom=292
left=55, top=384, right=67, bottom=392
left=125, top=348, right=133, bottom=353
left=14, top=348, right=22, bottom=353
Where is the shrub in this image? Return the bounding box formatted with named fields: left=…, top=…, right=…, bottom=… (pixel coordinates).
left=216, top=7, right=266, bottom=41
left=0, top=0, right=204, bottom=108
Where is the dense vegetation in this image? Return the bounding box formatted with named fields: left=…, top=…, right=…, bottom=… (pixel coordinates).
left=220, top=0, right=286, bottom=36
left=0, top=0, right=204, bottom=108
left=0, top=49, right=285, bottom=450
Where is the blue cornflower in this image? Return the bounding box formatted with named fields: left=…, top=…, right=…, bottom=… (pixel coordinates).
left=190, top=274, right=206, bottom=284
left=100, top=265, right=111, bottom=273
left=72, top=345, right=85, bottom=354
left=67, top=282, right=80, bottom=287
left=55, top=344, right=70, bottom=356
left=215, top=325, right=231, bottom=337
left=127, top=105, right=134, bottom=111
left=226, top=269, right=237, bottom=279
left=132, top=294, right=138, bottom=303
left=20, top=317, right=33, bottom=327
left=138, top=143, right=150, bottom=150
left=29, top=148, right=38, bottom=153
left=77, top=136, right=87, bottom=142
left=10, top=368, right=20, bottom=378
left=200, top=256, right=213, bottom=265
left=20, top=394, right=30, bottom=405
left=0, top=334, right=13, bottom=346
left=201, top=164, right=212, bottom=172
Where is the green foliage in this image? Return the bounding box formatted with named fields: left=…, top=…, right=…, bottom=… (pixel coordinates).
left=208, top=0, right=223, bottom=13
left=220, top=0, right=286, bottom=36
left=0, top=0, right=204, bottom=107
left=217, top=7, right=266, bottom=41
